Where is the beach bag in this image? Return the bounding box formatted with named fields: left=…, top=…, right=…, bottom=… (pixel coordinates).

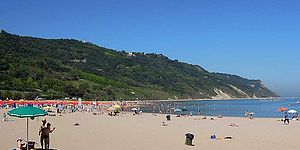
left=210, top=134, right=216, bottom=140
left=185, top=133, right=194, bottom=146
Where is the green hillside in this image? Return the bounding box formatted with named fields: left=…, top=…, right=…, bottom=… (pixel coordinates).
left=0, top=30, right=277, bottom=100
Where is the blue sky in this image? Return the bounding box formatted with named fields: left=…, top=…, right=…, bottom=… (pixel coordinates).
left=1, top=0, right=299, bottom=96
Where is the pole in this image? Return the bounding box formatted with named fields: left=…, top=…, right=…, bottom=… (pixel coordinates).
left=27, top=117, right=29, bottom=150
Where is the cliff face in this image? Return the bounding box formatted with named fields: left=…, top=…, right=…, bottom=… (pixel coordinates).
left=0, top=31, right=278, bottom=100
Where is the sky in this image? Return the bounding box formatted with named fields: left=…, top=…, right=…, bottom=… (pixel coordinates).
left=0, top=0, right=299, bottom=97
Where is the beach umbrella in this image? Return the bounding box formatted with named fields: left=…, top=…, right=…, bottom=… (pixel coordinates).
left=82, top=101, right=91, bottom=105
left=174, top=108, right=182, bottom=112
left=181, top=108, right=188, bottom=112
left=107, top=107, right=117, bottom=111
left=131, top=108, right=138, bottom=111
left=8, top=106, right=48, bottom=150
left=113, top=105, right=122, bottom=111
left=8, top=99, right=14, bottom=105
left=43, top=106, right=53, bottom=109
left=113, top=105, right=121, bottom=109
left=43, top=106, right=53, bottom=111
left=17, top=100, right=25, bottom=104
left=287, top=110, right=297, bottom=114
left=278, top=107, right=288, bottom=112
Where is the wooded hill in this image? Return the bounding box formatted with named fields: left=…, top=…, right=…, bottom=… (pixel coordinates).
left=0, top=30, right=277, bottom=100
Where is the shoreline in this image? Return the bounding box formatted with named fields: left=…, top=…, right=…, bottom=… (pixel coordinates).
left=1, top=96, right=285, bottom=102
left=121, top=96, right=281, bottom=103
left=121, top=96, right=283, bottom=104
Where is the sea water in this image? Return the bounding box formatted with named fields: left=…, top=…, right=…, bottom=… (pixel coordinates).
left=139, top=97, right=300, bottom=118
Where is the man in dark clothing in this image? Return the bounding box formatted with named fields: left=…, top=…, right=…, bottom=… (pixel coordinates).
left=284, top=112, right=289, bottom=125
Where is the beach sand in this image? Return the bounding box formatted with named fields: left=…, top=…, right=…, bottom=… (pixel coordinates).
left=1, top=109, right=299, bottom=150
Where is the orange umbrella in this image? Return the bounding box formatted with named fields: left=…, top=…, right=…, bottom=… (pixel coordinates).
left=16, top=100, right=25, bottom=105
left=82, top=101, right=91, bottom=105
left=278, top=107, right=288, bottom=112
left=7, top=99, right=15, bottom=105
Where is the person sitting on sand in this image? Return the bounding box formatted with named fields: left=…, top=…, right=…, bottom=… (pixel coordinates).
left=229, top=123, right=239, bottom=127
left=223, top=136, right=233, bottom=140
left=43, top=123, right=55, bottom=149
left=198, top=111, right=202, bottom=116
left=249, top=112, right=254, bottom=119
left=114, top=111, right=119, bottom=116
left=16, top=138, right=25, bottom=150
left=162, top=121, right=168, bottom=126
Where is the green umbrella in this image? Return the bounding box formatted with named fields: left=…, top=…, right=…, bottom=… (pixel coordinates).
left=8, top=106, right=48, bottom=150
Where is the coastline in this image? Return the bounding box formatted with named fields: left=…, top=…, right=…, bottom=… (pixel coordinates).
left=122, top=96, right=281, bottom=103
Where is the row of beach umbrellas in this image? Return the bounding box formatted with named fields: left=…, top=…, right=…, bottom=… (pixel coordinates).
left=0, top=100, right=113, bottom=105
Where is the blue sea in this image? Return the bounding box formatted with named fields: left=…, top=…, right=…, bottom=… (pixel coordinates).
left=139, top=97, right=300, bottom=118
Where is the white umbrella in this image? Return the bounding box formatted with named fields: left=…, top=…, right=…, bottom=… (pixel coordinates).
left=174, top=108, right=182, bottom=112
left=107, top=107, right=117, bottom=111
left=131, top=108, right=138, bottom=111
left=287, top=110, right=297, bottom=114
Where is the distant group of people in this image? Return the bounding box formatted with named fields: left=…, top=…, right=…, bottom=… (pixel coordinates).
left=244, top=111, right=254, bottom=119
left=39, top=119, right=55, bottom=149
left=108, top=111, right=120, bottom=116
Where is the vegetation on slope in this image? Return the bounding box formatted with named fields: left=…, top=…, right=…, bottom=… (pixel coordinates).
left=0, top=30, right=277, bottom=100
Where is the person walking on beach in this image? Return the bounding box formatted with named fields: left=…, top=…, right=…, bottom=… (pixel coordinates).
left=284, top=112, right=289, bottom=125
left=3, top=112, right=7, bottom=121
left=244, top=111, right=249, bottom=118
left=44, top=123, right=55, bottom=149
left=39, top=119, right=47, bottom=149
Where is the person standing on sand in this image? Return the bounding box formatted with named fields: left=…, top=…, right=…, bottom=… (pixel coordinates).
left=284, top=112, right=289, bottom=125
left=39, top=119, right=47, bottom=149
left=244, top=111, right=249, bottom=118
left=44, top=122, right=55, bottom=149
left=3, top=112, right=7, bottom=121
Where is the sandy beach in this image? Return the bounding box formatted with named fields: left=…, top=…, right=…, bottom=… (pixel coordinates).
left=1, top=109, right=300, bottom=150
